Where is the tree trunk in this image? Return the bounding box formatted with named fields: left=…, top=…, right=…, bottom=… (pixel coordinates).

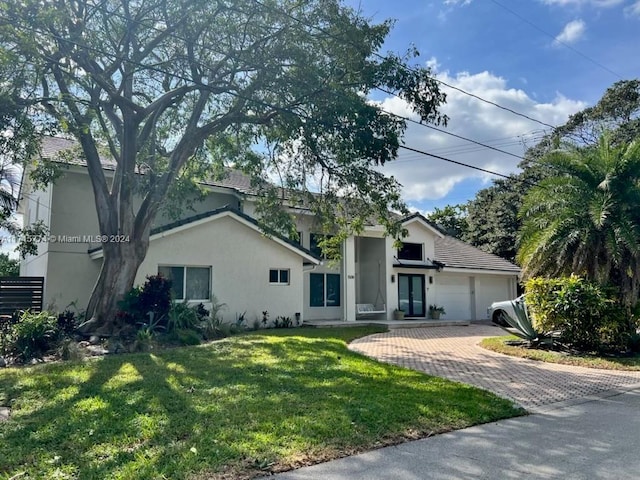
left=80, top=240, right=149, bottom=336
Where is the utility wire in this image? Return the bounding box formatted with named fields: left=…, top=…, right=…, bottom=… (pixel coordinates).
left=490, top=0, right=623, bottom=80
left=397, top=144, right=537, bottom=185
left=251, top=0, right=559, bottom=131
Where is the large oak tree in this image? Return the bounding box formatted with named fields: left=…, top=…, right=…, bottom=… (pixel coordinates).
left=1, top=0, right=447, bottom=333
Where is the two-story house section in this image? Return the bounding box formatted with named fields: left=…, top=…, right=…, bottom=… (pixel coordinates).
left=19, top=137, right=520, bottom=323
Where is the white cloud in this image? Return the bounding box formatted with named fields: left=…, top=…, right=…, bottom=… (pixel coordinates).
left=625, top=0, right=640, bottom=16
left=425, top=56, right=441, bottom=72
left=443, top=0, right=473, bottom=5
left=375, top=67, right=586, bottom=203
left=553, top=19, right=586, bottom=45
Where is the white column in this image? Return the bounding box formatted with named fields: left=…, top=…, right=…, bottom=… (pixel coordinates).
left=343, top=236, right=356, bottom=322
left=385, top=236, right=398, bottom=321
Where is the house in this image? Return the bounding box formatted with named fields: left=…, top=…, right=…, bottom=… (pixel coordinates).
left=19, top=137, right=520, bottom=323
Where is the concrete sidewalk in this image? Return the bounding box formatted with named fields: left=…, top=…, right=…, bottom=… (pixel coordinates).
left=275, top=388, right=640, bottom=479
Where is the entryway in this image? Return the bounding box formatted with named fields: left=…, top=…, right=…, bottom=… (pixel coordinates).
left=398, top=274, right=425, bottom=317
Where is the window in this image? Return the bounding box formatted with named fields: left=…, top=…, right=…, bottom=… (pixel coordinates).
left=398, top=242, right=423, bottom=261
left=269, top=269, right=290, bottom=285
left=158, top=265, right=211, bottom=300
left=310, top=273, right=341, bottom=307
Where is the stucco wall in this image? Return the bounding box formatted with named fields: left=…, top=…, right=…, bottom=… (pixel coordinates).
left=20, top=181, right=53, bottom=276
left=48, top=170, right=241, bottom=244
left=136, top=214, right=305, bottom=325
left=402, top=220, right=437, bottom=260
left=43, top=252, right=102, bottom=311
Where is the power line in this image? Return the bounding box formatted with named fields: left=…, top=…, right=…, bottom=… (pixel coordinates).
left=397, top=144, right=537, bottom=185
left=251, top=0, right=559, bottom=131
left=490, top=0, right=623, bottom=80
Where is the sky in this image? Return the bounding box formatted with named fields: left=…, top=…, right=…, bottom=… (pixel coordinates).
left=344, top=0, right=640, bottom=214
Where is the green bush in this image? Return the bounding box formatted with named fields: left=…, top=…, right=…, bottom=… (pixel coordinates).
left=117, top=275, right=173, bottom=329
left=7, top=310, right=61, bottom=361
left=173, top=328, right=202, bottom=346
left=525, top=276, right=629, bottom=352
left=166, top=302, right=200, bottom=332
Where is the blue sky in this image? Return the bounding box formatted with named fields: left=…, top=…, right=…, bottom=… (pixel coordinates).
left=344, top=0, right=640, bottom=214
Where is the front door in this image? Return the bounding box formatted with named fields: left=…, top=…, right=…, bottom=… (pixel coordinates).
left=398, top=274, right=425, bottom=317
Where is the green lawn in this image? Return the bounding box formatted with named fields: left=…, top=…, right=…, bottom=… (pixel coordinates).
left=481, top=336, right=640, bottom=370
left=1, top=327, right=523, bottom=479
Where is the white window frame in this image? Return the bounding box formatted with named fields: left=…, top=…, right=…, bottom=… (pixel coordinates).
left=158, top=265, right=211, bottom=301
left=269, top=268, right=290, bottom=285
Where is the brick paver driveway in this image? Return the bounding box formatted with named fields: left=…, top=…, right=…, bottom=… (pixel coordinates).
left=350, top=324, right=640, bottom=411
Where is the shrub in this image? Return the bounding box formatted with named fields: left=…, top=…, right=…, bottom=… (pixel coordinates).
left=166, top=302, right=200, bottom=332
left=57, top=309, right=78, bottom=335
left=116, top=286, right=143, bottom=325
left=8, top=310, right=61, bottom=361
left=138, top=274, right=172, bottom=319
left=273, top=316, right=293, bottom=328
left=117, top=275, right=173, bottom=328
left=199, top=315, right=234, bottom=340
left=173, top=328, right=202, bottom=346
left=193, top=303, right=210, bottom=321
left=525, top=276, right=630, bottom=352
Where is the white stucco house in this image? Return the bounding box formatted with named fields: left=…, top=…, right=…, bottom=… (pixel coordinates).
left=19, top=137, right=520, bottom=323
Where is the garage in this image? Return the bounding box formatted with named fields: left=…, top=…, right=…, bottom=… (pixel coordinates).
left=475, top=275, right=513, bottom=320
left=435, top=274, right=472, bottom=320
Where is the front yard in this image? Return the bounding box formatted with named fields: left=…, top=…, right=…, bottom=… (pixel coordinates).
left=1, top=327, right=523, bottom=479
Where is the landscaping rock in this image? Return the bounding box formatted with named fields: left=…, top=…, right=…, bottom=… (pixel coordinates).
left=89, top=335, right=101, bottom=345
left=0, top=407, right=9, bottom=422
left=85, top=344, right=109, bottom=356
left=0, top=356, right=6, bottom=368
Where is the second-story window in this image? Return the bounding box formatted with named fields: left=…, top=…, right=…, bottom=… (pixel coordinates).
left=398, top=242, right=423, bottom=261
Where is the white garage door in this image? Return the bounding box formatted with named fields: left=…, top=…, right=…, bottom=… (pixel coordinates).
left=476, top=276, right=513, bottom=320
left=436, top=275, right=472, bottom=320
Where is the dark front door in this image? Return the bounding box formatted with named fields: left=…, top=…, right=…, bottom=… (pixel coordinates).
left=398, top=274, right=425, bottom=317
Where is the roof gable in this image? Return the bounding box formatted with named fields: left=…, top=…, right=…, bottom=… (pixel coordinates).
left=89, top=206, right=320, bottom=265
left=401, top=213, right=445, bottom=238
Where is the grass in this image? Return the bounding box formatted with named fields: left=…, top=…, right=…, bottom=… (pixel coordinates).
left=481, top=335, right=640, bottom=371
left=1, top=326, right=523, bottom=479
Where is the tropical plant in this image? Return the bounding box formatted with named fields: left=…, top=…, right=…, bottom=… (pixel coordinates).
left=5, top=310, right=61, bottom=361
left=428, top=305, right=446, bottom=314
left=496, top=299, right=544, bottom=344
left=166, top=302, right=200, bottom=332
left=518, top=133, right=640, bottom=308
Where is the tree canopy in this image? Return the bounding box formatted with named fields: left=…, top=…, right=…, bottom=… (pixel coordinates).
left=1, top=0, right=447, bottom=332
left=458, top=79, right=640, bottom=263
left=518, top=133, right=640, bottom=307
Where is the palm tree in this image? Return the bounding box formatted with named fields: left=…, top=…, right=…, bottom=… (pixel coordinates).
left=518, top=133, right=640, bottom=307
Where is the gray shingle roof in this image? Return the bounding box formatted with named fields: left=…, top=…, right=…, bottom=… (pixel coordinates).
left=434, top=235, right=521, bottom=273
left=40, top=136, right=255, bottom=194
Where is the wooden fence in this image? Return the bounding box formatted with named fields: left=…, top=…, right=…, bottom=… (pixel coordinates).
left=0, top=277, right=44, bottom=316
